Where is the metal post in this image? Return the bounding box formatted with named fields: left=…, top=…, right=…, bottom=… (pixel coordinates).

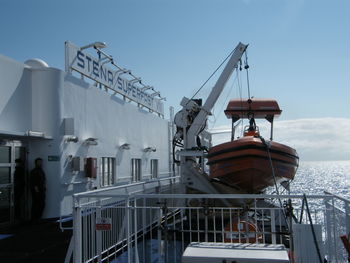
left=142, top=198, right=146, bottom=262
left=64, top=41, right=71, bottom=73
left=169, top=106, right=175, bottom=180
left=205, top=211, right=208, bottom=242
left=332, top=197, right=339, bottom=263
left=96, top=200, right=102, bottom=262
left=157, top=207, right=163, bottom=262
left=73, top=196, right=82, bottom=263
left=345, top=202, right=350, bottom=238
left=231, top=119, right=235, bottom=141
left=127, top=197, right=132, bottom=263
left=97, top=51, right=102, bottom=90
left=325, top=197, right=333, bottom=263
left=134, top=200, right=139, bottom=263
left=270, top=119, right=274, bottom=141
left=271, top=209, right=276, bottom=244
left=288, top=199, right=294, bottom=263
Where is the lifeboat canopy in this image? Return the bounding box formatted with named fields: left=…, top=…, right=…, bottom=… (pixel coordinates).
left=224, top=98, right=282, bottom=123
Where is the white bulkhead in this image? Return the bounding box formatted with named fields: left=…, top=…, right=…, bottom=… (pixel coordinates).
left=0, top=53, right=171, bottom=219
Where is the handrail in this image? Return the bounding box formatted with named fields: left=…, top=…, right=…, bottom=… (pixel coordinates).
left=61, top=171, right=174, bottom=187
left=131, top=193, right=332, bottom=199
left=73, top=173, right=178, bottom=197
left=71, top=190, right=350, bottom=263
left=59, top=173, right=179, bottom=231
left=324, top=190, right=350, bottom=203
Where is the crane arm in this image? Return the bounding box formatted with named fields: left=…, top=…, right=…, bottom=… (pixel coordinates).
left=186, top=42, right=248, bottom=148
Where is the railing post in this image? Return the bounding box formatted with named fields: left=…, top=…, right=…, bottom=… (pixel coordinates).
left=127, top=197, right=132, bottom=263
left=332, top=197, right=339, bottom=263
left=157, top=205, right=163, bottom=262
left=345, top=202, right=350, bottom=238
left=325, top=196, right=333, bottom=263
left=73, top=195, right=82, bottom=263
left=134, top=198, right=139, bottom=263
left=271, top=209, right=276, bottom=244
left=96, top=200, right=102, bottom=262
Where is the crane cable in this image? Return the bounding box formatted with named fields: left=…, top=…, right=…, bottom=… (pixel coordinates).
left=259, top=136, right=290, bottom=230
left=210, top=71, right=239, bottom=129
left=237, top=63, right=245, bottom=137
left=188, top=46, right=239, bottom=102
left=244, top=50, right=251, bottom=99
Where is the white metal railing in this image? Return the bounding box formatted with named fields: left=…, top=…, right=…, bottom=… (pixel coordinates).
left=71, top=192, right=350, bottom=263
left=66, top=175, right=179, bottom=262
left=59, top=173, right=179, bottom=231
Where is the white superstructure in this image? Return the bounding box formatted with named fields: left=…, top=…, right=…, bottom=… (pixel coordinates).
left=0, top=42, right=173, bottom=221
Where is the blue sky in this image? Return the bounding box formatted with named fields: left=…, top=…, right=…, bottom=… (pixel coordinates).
left=1, top=0, right=349, bottom=160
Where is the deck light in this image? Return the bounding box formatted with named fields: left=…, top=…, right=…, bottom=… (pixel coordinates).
left=150, top=91, right=161, bottom=98
left=27, top=130, right=45, bottom=138
left=65, top=136, right=79, bottom=143
left=143, top=147, right=156, bottom=152
left=141, top=86, right=152, bottom=92
left=84, top=138, right=98, bottom=146
left=120, top=143, right=131, bottom=150
left=129, top=78, right=141, bottom=85
left=80, top=41, right=107, bottom=50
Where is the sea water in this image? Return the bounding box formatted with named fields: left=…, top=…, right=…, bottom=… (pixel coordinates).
left=290, top=160, right=350, bottom=198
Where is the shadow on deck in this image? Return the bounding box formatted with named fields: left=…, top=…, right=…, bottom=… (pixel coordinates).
left=0, top=219, right=71, bottom=263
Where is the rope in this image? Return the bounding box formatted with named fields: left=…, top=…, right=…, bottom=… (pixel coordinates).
left=259, top=137, right=281, bottom=195
left=188, top=46, right=238, bottom=102
left=303, top=194, right=324, bottom=263
left=236, top=69, right=245, bottom=137
left=259, top=136, right=290, bottom=230
left=244, top=51, right=251, bottom=99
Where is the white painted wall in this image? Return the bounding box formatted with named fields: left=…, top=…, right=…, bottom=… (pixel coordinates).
left=59, top=75, right=170, bottom=216
left=0, top=54, right=172, bottom=218
left=0, top=55, right=32, bottom=133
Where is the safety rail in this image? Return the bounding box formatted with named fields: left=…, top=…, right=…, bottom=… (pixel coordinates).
left=70, top=192, right=350, bottom=263
left=59, top=174, right=179, bottom=232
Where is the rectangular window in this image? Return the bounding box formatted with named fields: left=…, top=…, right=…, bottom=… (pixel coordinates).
left=100, top=157, right=116, bottom=187
left=131, top=158, right=142, bottom=182
left=150, top=159, right=159, bottom=179
left=0, top=146, right=11, bottom=163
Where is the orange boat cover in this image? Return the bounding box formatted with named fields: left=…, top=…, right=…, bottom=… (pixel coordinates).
left=224, top=98, right=282, bottom=121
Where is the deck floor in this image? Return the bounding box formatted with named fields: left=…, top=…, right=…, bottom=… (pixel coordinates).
left=0, top=220, right=72, bottom=263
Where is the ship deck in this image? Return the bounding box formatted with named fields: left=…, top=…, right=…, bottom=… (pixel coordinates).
left=0, top=219, right=71, bottom=263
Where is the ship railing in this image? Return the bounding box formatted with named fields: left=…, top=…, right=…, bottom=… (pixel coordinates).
left=59, top=172, right=179, bottom=231
left=71, top=193, right=350, bottom=263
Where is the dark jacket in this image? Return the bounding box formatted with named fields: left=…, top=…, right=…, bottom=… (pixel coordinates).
left=30, top=167, right=46, bottom=194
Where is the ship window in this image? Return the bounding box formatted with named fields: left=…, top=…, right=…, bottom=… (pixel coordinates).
left=101, top=157, right=116, bottom=187
left=0, top=146, right=11, bottom=163
left=131, top=158, right=142, bottom=182
left=150, top=159, right=158, bottom=179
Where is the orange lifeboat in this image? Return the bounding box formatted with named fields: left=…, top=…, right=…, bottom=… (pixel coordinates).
left=208, top=98, right=298, bottom=194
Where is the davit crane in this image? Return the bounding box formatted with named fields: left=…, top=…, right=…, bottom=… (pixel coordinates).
left=173, top=42, right=248, bottom=194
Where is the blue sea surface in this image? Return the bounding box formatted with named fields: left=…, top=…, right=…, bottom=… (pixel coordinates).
left=289, top=160, right=350, bottom=198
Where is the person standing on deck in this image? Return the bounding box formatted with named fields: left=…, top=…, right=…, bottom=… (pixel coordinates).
left=30, top=158, right=46, bottom=220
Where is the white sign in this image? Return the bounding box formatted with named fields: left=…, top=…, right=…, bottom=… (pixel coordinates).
left=65, top=41, right=164, bottom=115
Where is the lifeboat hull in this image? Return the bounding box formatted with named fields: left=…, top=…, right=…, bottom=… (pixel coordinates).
left=207, top=136, right=298, bottom=194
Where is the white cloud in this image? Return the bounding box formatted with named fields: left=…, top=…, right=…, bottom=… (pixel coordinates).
left=210, top=118, right=350, bottom=161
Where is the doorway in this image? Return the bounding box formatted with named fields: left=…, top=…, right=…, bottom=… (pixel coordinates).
left=0, top=140, right=27, bottom=226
